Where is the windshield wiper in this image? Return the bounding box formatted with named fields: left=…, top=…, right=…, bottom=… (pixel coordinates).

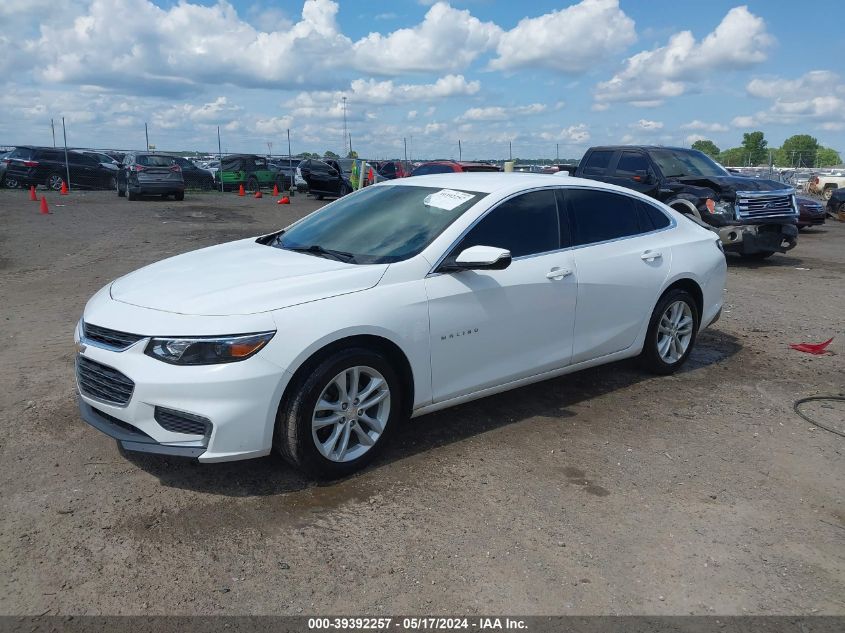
left=284, top=244, right=356, bottom=263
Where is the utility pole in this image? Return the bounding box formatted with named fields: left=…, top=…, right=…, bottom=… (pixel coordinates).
left=509, top=141, right=512, bottom=161
left=144, top=122, right=150, bottom=151
left=51, top=119, right=56, bottom=147
left=403, top=137, right=407, bottom=162
left=556, top=143, right=559, bottom=163
left=62, top=117, right=70, bottom=190
left=217, top=126, right=223, bottom=192
left=267, top=141, right=272, bottom=157
left=458, top=139, right=462, bottom=161
left=341, top=96, right=348, bottom=157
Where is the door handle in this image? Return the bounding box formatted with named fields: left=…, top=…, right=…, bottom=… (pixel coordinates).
left=546, top=267, right=573, bottom=280
left=641, top=250, right=663, bottom=261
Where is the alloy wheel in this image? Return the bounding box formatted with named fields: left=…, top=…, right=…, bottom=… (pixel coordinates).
left=311, top=365, right=390, bottom=463
left=656, top=300, right=694, bottom=364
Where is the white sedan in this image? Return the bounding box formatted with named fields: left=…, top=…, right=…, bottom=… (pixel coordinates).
left=75, top=174, right=726, bottom=477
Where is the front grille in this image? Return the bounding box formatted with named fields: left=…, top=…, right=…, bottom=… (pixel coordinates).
left=154, top=407, right=212, bottom=436
left=83, top=322, right=145, bottom=351
left=735, top=190, right=797, bottom=220
left=76, top=356, right=135, bottom=406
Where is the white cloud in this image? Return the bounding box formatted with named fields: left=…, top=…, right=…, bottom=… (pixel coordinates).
left=490, top=0, right=635, bottom=73
left=352, top=2, right=501, bottom=74
left=594, top=6, right=773, bottom=107
left=634, top=119, right=663, bottom=131
left=286, top=75, right=480, bottom=122
left=685, top=134, right=707, bottom=145
left=733, top=71, right=845, bottom=129
left=681, top=120, right=729, bottom=133
left=458, top=103, right=547, bottom=122
left=539, top=124, right=590, bottom=144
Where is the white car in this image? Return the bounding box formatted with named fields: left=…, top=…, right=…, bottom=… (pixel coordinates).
left=75, top=174, right=726, bottom=477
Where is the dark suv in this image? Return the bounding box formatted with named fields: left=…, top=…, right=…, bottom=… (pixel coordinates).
left=297, top=159, right=353, bottom=199
left=571, top=146, right=799, bottom=259
left=117, top=152, right=185, bottom=200
left=2, top=146, right=117, bottom=191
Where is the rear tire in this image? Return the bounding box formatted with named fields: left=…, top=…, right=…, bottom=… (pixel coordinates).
left=127, top=187, right=137, bottom=201
left=174, top=191, right=185, bottom=201
left=640, top=288, right=700, bottom=375
left=822, top=185, right=836, bottom=201
left=274, top=347, right=402, bottom=479
left=117, top=179, right=125, bottom=197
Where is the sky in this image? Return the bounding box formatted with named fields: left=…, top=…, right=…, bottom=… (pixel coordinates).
left=1, top=0, right=843, bottom=160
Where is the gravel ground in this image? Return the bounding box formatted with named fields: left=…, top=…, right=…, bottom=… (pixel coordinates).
left=0, top=188, right=842, bottom=616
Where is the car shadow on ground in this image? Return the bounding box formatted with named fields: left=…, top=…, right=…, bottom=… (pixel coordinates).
left=125, top=328, right=742, bottom=497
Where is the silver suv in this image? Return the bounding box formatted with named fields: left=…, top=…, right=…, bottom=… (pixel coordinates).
left=117, top=152, right=185, bottom=201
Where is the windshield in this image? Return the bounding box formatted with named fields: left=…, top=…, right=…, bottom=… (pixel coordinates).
left=137, top=155, right=175, bottom=167
left=273, top=184, right=486, bottom=264
left=650, top=149, right=729, bottom=179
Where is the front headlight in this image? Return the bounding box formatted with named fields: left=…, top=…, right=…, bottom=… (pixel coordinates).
left=712, top=200, right=734, bottom=216
left=145, top=331, right=275, bottom=365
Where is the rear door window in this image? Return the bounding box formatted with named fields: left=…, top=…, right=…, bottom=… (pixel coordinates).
left=8, top=148, right=33, bottom=160
left=566, top=189, right=650, bottom=246
left=580, top=151, right=614, bottom=176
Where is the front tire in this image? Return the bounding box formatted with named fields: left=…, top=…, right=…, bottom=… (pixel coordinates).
left=275, top=347, right=402, bottom=479
left=47, top=172, right=64, bottom=191
left=640, top=289, right=700, bottom=375
left=174, top=191, right=184, bottom=201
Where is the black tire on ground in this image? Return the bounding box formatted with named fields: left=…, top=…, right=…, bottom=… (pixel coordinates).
left=174, top=191, right=185, bottom=201
left=822, top=186, right=836, bottom=201
left=314, top=193, right=324, bottom=200
left=4, top=176, right=20, bottom=189
left=740, top=251, right=775, bottom=260
left=340, top=183, right=351, bottom=196
left=108, top=175, right=117, bottom=190
left=46, top=172, right=64, bottom=191
left=640, top=288, right=700, bottom=375
left=246, top=176, right=259, bottom=193
left=127, top=187, right=137, bottom=201
left=117, top=179, right=125, bottom=197
left=274, top=347, right=403, bottom=479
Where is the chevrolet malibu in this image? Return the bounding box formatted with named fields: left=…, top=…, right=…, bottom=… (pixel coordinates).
left=75, top=174, right=726, bottom=478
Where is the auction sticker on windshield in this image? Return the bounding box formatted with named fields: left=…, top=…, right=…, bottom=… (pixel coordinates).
left=424, top=189, right=476, bottom=211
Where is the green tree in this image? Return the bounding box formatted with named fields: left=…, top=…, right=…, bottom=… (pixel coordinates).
left=691, top=139, right=721, bottom=159
left=778, top=134, right=819, bottom=167
left=718, top=147, right=747, bottom=166
left=740, top=131, right=768, bottom=165
left=323, top=150, right=339, bottom=159
left=816, top=147, right=842, bottom=167
left=346, top=150, right=358, bottom=159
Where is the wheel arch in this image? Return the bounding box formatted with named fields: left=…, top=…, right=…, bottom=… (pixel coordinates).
left=279, top=333, right=416, bottom=419
left=660, top=277, right=704, bottom=321
left=666, top=197, right=702, bottom=219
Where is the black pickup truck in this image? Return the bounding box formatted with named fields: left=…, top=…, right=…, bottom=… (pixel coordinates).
left=566, top=146, right=799, bottom=259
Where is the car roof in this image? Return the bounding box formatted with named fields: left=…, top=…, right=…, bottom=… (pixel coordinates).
left=587, top=145, right=692, bottom=152
left=383, top=172, right=653, bottom=197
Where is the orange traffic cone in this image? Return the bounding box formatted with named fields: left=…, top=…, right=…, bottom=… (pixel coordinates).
left=40, top=196, right=49, bottom=214
left=272, top=183, right=279, bottom=197
left=60, top=181, right=68, bottom=195
left=277, top=196, right=290, bottom=205
left=238, top=184, right=245, bottom=196
left=29, top=185, right=37, bottom=201
left=254, top=190, right=263, bottom=199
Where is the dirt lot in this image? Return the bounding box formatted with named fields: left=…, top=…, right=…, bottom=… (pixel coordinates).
left=0, top=188, right=843, bottom=616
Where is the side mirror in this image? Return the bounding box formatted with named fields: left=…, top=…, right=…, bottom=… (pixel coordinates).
left=632, top=170, right=653, bottom=183
left=441, top=245, right=512, bottom=272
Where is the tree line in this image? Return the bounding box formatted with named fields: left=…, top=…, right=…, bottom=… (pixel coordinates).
left=691, top=133, right=841, bottom=168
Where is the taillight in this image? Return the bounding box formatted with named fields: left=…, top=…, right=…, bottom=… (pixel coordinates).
left=23, top=160, right=39, bottom=168
left=170, top=165, right=181, bottom=172
left=134, top=165, right=145, bottom=172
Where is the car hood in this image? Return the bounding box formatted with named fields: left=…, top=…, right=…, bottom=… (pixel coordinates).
left=673, top=175, right=790, bottom=196
left=110, top=239, right=388, bottom=316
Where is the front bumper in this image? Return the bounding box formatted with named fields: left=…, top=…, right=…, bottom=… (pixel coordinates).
left=718, top=223, right=798, bottom=255
left=74, top=330, right=290, bottom=462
